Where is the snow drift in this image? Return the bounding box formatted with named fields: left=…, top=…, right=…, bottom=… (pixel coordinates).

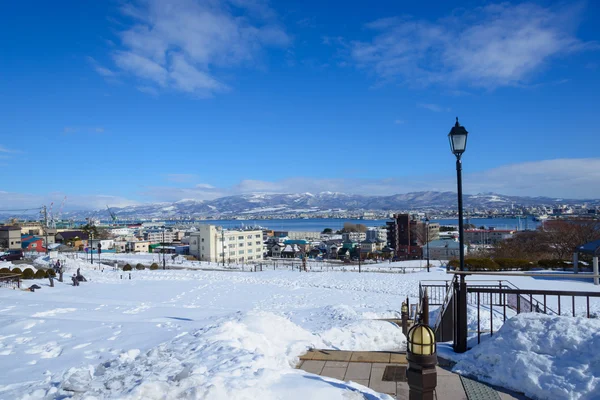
left=453, top=313, right=600, bottom=400
left=31, top=311, right=396, bottom=399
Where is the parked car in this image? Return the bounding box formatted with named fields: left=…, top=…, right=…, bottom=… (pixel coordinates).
left=0, top=249, right=24, bottom=261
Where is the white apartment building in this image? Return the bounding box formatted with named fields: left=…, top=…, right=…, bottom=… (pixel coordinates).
left=342, top=232, right=367, bottom=242
left=189, top=225, right=264, bottom=263
left=366, top=227, right=387, bottom=243
left=286, top=231, right=321, bottom=240
left=144, top=229, right=176, bottom=244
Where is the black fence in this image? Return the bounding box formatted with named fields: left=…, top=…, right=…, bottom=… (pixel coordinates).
left=0, top=273, right=21, bottom=289
left=420, top=279, right=600, bottom=345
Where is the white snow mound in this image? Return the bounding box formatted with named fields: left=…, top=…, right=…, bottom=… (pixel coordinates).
left=37, top=311, right=394, bottom=400
left=453, top=313, right=600, bottom=400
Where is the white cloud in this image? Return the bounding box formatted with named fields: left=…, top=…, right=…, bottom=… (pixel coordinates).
left=350, top=2, right=596, bottom=89
left=163, top=174, right=199, bottom=183
left=3, top=159, right=599, bottom=210
left=104, top=0, right=289, bottom=96
left=142, top=158, right=600, bottom=201
left=0, top=192, right=139, bottom=212
left=63, top=127, right=105, bottom=135
left=417, top=103, right=448, bottom=112
left=86, top=56, right=118, bottom=77
left=0, top=145, right=16, bottom=153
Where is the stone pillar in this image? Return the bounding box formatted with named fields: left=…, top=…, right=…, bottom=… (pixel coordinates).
left=573, top=252, right=579, bottom=274
left=594, top=256, right=599, bottom=286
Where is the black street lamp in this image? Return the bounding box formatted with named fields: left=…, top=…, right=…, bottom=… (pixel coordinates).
left=448, top=117, right=468, bottom=353
left=162, top=229, right=166, bottom=270
left=425, top=216, right=430, bottom=272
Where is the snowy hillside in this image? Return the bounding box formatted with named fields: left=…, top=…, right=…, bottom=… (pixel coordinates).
left=54, top=191, right=596, bottom=220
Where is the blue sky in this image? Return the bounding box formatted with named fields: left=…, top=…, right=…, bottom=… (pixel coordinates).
left=1, top=0, right=599, bottom=209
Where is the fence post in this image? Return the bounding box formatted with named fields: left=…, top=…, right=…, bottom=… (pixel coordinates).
left=422, top=289, right=429, bottom=326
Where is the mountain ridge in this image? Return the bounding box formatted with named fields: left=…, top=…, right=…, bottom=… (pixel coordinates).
left=51, top=191, right=600, bottom=220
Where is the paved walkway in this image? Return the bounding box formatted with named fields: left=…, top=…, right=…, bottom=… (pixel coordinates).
left=297, top=350, right=528, bottom=399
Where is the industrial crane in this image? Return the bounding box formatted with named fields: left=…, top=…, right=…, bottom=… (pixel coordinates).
left=106, top=205, right=117, bottom=225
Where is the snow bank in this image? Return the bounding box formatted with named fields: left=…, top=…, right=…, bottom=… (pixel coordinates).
left=39, top=312, right=393, bottom=400
left=452, top=314, right=600, bottom=400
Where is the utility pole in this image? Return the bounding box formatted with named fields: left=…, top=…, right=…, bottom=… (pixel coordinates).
left=43, top=205, right=49, bottom=255
left=358, top=243, right=361, bottom=273
left=90, top=231, right=94, bottom=265
left=162, top=229, right=166, bottom=270
left=222, top=228, right=225, bottom=267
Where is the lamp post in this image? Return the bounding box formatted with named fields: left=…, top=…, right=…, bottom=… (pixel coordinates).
left=358, top=242, right=361, bottom=273
left=448, top=117, right=469, bottom=353
left=90, top=232, right=94, bottom=265
left=401, top=301, right=409, bottom=336
left=406, top=323, right=437, bottom=400
left=162, top=229, right=166, bottom=270
left=425, top=216, right=430, bottom=273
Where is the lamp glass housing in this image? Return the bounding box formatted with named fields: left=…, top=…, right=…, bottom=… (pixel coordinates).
left=407, top=324, right=436, bottom=355
left=448, top=119, right=468, bottom=155
left=401, top=302, right=408, bottom=314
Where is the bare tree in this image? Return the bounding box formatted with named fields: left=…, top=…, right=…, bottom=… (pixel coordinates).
left=540, top=220, right=600, bottom=260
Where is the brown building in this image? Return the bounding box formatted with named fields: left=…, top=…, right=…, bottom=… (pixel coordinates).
left=0, top=226, right=22, bottom=250
left=386, top=214, right=440, bottom=260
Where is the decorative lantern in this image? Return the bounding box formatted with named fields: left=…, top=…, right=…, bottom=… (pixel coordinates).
left=406, top=323, right=437, bottom=400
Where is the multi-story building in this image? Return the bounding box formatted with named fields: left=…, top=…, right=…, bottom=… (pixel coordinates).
left=366, top=227, right=388, bottom=242
left=143, top=229, right=176, bottom=244
left=464, top=229, right=514, bottom=245
left=423, top=238, right=468, bottom=261
left=342, top=232, right=367, bottom=242
left=189, top=225, right=264, bottom=263
left=386, top=214, right=441, bottom=259
left=0, top=226, right=22, bottom=250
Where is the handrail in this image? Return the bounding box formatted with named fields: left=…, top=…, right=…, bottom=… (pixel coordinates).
left=468, top=287, right=600, bottom=297
left=432, top=274, right=457, bottom=331
left=448, top=271, right=600, bottom=278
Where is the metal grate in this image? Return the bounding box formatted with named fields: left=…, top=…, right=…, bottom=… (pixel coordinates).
left=460, top=375, right=501, bottom=400
left=382, top=365, right=407, bottom=382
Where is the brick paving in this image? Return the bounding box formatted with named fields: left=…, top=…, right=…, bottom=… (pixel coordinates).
left=297, top=350, right=528, bottom=400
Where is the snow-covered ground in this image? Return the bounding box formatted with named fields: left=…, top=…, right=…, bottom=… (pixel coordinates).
left=2, top=256, right=600, bottom=399
left=1, top=257, right=424, bottom=399
left=443, top=314, right=600, bottom=400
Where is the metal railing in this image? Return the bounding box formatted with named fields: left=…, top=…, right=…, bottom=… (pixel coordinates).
left=468, top=287, right=600, bottom=344
left=0, top=273, right=21, bottom=289
left=419, top=278, right=599, bottom=345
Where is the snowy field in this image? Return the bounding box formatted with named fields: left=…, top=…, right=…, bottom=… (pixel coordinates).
left=1, top=256, right=600, bottom=399
left=50, top=251, right=446, bottom=273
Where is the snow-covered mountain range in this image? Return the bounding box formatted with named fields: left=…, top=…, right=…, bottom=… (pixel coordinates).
left=56, top=191, right=599, bottom=220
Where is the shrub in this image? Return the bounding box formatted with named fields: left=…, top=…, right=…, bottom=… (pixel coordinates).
left=150, top=263, right=159, bottom=270
left=0, top=267, right=10, bottom=274
left=494, top=258, right=533, bottom=271
left=47, top=269, right=56, bottom=277
left=34, top=269, right=47, bottom=279
left=10, top=267, right=22, bottom=275
left=447, top=259, right=460, bottom=270
left=135, top=263, right=145, bottom=270
left=537, top=259, right=570, bottom=270
left=464, top=258, right=499, bottom=271
left=22, top=268, right=35, bottom=279
left=123, top=264, right=132, bottom=271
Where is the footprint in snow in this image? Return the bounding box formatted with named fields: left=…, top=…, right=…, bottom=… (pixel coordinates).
left=15, top=337, right=33, bottom=345
left=25, top=342, right=63, bottom=358
left=32, top=308, right=76, bottom=318
left=73, top=343, right=92, bottom=350
left=58, top=333, right=73, bottom=339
